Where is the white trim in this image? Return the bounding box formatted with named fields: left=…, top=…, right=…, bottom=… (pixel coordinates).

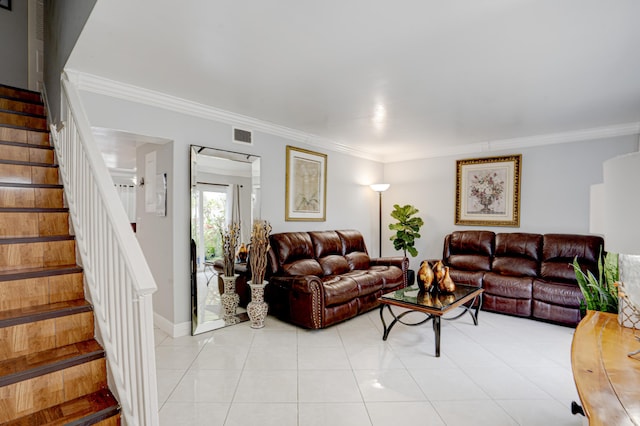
left=65, top=69, right=372, bottom=160
left=65, top=69, right=640, bottom=163
left=154, top=312, right=191, bottom=338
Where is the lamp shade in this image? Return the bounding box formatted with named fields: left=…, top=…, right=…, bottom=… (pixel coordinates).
left=603, top=151, right=640, bottom=255
left=370, top=183, right=390, bottom=192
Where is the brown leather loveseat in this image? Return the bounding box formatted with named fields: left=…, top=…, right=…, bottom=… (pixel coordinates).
left=440, top=231, right=603, bottom=326
left=265, top=230, right=408, bottom=329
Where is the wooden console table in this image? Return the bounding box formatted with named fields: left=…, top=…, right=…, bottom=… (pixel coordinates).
left=571, top=310, right=640, bottom=425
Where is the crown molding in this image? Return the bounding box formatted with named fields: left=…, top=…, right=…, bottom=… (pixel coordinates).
left=64, top=70, right=377, bottom=161
left=65, top=70, right=640, bottom=164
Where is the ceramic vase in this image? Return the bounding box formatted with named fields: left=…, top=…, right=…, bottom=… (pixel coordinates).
left=247, top=280, right=268, bottom=328
left=417, top=260, right=435, bottom=292
left=438, top=266, right=456, bottom=293
left=433, top=260, right=446, bottom=284
left=221, top=275, right=240, bottom=324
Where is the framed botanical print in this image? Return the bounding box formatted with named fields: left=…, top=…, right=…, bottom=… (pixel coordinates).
left=455, top=154, right=521, bottom=227
left=285, top=145, right=327, bottom=221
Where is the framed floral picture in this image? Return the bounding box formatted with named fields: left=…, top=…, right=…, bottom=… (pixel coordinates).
left=285, top=145, right=327, bottom=221
left=455, top=154, right=521, bottom=226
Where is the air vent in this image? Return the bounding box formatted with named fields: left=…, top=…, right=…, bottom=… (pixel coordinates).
left=233, top=128, right=253, bottom=145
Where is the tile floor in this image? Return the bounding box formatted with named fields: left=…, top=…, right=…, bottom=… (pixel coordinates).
left=155, top=307, right=587, bottom=426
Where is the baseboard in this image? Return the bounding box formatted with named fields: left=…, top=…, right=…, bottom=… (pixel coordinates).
left=153, top=312, right=191, bottom=338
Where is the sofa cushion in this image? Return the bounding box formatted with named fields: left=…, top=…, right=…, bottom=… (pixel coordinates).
left=318, top=255, right=350, bottom=276
left=321, top=275, right=359, bottom=306
left=448, top=269, right=484, bottom=287
left=484, top=273, right=533, bottom=299
left=282, top=258, right=323, bottom=276
left=345, top=251, right=371, bottom=270
left=337, top=230, right=369, bottom=255
left=310, top=231, right=343, bottom=258
left=271, top=232, right=315, bottom=267
left=492, top=233, right=542, bottom=277
left=448, top=254, right=492, bottom=272
left=533, top=279, right=583, bottom=308
left=540, top=234, right=603, bottom=283
left=445, top=231, right=495, bottom=272
left=369, top=265, right=404, bottom=289
left=446, top=231, right=495, bottom=257
left=343, top=270, right=383, bottom=296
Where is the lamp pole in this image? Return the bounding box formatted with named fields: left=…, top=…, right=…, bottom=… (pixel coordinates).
left=370, top=184, right=390, bottom=257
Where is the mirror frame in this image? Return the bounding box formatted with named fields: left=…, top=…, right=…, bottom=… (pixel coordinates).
left=190, top=145, right=261, bottom=335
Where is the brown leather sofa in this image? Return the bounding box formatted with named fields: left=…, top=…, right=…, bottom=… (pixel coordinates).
left=441, top=231, right=603, bottom=326
left=265, top=230, right=408, bottom=329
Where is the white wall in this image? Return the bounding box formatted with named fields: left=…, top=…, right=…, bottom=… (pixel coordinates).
left=44, top=0, right=97, bottom=122
left=0, top=0, right=28, bottom=88
left=78, top=90, right=384, bottom=334
left=384, top=135, right=639, bottom=269
left=135, top=142, right=175, bottom=324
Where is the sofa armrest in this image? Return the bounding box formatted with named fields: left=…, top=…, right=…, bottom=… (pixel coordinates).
left=370, top=256, right=408, bottom=271
left=269, top=275, right=324, bottom=295
left=268, top=275, right=325, bottom=329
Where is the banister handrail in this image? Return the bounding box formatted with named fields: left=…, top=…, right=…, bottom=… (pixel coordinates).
left=50, top=72, right=159, bottom=426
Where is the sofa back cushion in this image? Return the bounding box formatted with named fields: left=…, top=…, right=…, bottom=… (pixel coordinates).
left=492, top=233, right=542, bottom=277
left=337, top=230, right=371, bottom=270
left=540, top=234, right=603, bottom=283
left=444, top=231, right=495, bottom=271
left=310, top=231, right=351, bottom=276
left=270, top=232, right=323, bottom=276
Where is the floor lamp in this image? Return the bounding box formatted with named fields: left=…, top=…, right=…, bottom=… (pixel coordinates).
left=370, top=183, right=390, bottom=257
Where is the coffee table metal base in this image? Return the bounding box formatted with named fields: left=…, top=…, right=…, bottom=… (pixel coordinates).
left=379, top=295, right=483, bottom=357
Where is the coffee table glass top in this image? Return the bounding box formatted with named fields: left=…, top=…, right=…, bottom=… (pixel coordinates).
left=381, top=284, right=481, bottom=311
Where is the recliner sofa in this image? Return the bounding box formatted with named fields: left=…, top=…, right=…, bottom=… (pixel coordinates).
left=265, top=229, right=408, bottom=329
left=441, top=230, right=603, bottom=326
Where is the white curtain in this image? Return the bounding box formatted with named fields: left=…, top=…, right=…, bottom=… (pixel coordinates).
left=115, top=184, right=136, bottom=222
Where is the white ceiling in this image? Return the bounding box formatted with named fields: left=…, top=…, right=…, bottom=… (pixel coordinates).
left=69, top=0, right=640, bottom=163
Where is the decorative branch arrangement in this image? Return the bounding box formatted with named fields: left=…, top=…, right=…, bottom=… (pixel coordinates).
left=249, top=220, right=272, bottom=284
left=220, top=222, right=240, bottom=276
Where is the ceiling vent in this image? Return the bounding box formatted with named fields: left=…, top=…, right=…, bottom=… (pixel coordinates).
left=233, top=128, right=253, bottom=145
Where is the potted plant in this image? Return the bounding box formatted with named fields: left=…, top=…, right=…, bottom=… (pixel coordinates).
left=389, top=204, right=424, bottom=286
left=571, top=250, right=618, bottom=314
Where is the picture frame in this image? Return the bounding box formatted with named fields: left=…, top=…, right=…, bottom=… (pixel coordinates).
left=285, top=145, right=327, bottom=221
left=455, top=154, right=521, bottom=227
left=0, top=0, right=11, bottom=10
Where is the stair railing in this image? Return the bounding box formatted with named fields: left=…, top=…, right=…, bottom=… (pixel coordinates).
left=50, top=72, right=159, bottom=426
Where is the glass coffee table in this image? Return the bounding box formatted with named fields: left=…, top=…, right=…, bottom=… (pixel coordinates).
left=379, top=284, right=484, bottom=357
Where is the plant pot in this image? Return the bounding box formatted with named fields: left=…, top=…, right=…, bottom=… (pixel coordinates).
left=407, top=269, right=416, bottom=287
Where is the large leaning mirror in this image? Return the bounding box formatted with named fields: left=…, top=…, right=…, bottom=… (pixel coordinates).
left=190, top=145, right=261, bottom=335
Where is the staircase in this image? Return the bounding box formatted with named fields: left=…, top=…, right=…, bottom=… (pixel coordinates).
left=0, top=84, right=121, bottom=425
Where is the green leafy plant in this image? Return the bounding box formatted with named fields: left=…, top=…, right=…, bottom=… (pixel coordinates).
left=388, top=204, right=424, bottom=258
left=571, top=250, right=619, bottom=313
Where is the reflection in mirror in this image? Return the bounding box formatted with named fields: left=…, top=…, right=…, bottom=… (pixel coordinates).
left=190, top=145, right=261, bottom=335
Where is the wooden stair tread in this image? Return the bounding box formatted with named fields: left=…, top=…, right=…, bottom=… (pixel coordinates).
left=0, top=123, right=49, bottom=133
left=0, top=299, right=92, bottom=328
left=0, top=158, right=58, bottom=168
left=0, top=84, right=43, bottom=101
left=0, top=265, right=83, bottom=282
left=0, top=108, right=47, bottom=120
left=0, top=182, right=62, bottom=189
left=0, top=139, right=53, bottom=150
left=0, top=235, right=75, bottom=244
left=3, top=389, right=120, bottom=426
left=0, top=339, right=103, bottom=387
left=0, top=207, right=68, bottom=213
